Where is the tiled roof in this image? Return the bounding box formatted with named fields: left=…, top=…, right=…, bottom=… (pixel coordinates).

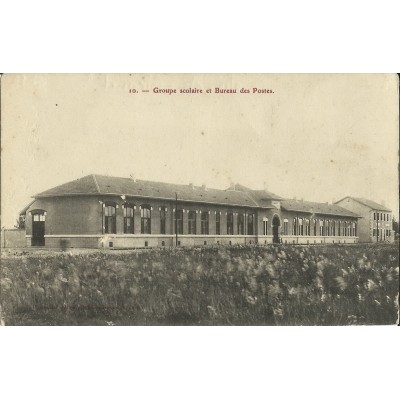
left=19, top=200, right=36, bottom=215
left=34, top=175, right=100, bottom=197
left=281, top=199, right=360, bottom=218
left=35, top=174, right=277, bottom=208
left=337, top=197, right=392, bottom=212
left=227, top=184, right=284, bottom=202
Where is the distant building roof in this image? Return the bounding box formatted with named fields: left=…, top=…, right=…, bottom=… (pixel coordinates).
left=336, top=197, right=391, bottom=212
left=34, top=174, right=279, bottom=208
left=281, top=199, right=360, bottom=218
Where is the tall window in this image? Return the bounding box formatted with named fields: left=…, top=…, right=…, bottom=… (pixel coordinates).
left=227, top=212, right=233, bottom=235
left=247, top=213, right=254, bottom=235
left=141, top=205, right=151, bottom=234
left=160, top=207, right=166, bottom=234
left=319, top=220, right=324, bottom=236
left=33, top=213, right=46, bottom=222
left=313, top=219, right=317, bottom=236
left=283, top=219, right=288, bottom=235
left=201, top=211, right=209, bottom=234
left=293, top=218, right=297, bottom=235
left=216, top=212, right=221, bottom=235
left=263, top=218, right=268, bottom=235
left=175, top=209, right=183, bottom=234
left=238, top=213, right=245, bottom=235
left=188, top=211, right=196, bottom=234
left=305, top=219, right=310, bottom=236
left=105, top=204, right=116, bottom=234
left=123, top=205, right=134, bottom=234
left=298, top=218, right=303, bottom=236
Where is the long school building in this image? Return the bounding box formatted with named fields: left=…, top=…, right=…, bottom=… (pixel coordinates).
left=22, top=175, right=360, bottom=248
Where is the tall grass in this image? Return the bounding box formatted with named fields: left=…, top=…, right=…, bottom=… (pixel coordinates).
left=1, top=244, right=398, bottom=325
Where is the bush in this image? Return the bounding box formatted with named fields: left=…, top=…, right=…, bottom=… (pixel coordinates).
left=1, top=244, right=398, bottom=325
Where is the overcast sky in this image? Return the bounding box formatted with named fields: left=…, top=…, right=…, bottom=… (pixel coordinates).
left=2, top=73, right=398, bottom=228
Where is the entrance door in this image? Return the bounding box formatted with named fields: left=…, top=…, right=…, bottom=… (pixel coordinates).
left=32, top=213, right=45, bottom=246
left=272, top=215, right=280, bottom=243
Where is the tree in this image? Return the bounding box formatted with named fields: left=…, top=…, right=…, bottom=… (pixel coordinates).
left=14, top=215, right=25, bottom=229
left=392, top=217, right=399, bottom=240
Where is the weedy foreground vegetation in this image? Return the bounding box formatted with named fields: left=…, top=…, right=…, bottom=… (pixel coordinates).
left=1, top=244, right=398, bottom=325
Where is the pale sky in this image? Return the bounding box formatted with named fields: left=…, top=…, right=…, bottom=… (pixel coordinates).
left=1, top=73, right=399, bottom=228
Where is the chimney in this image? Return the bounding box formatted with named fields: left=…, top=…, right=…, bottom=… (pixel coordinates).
left=300, top=198, right=304, bottom=202
left=189, top=183, right=194, bottom=190
left=129, top=173, right=136, bottom=182
left=293, top=196, right=297, bottom=201
left=381, top=200, right=386, bottom=206
left=201, top=184, right=207, bottom=191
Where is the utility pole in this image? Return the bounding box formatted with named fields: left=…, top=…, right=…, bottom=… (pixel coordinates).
left=175, top=192, right=178, bottom=246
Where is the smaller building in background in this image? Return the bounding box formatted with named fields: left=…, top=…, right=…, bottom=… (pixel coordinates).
left=335, top=197, right=394, bottom=243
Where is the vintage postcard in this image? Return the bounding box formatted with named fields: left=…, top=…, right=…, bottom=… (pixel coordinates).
left=1, top=73, right=398, bottom=325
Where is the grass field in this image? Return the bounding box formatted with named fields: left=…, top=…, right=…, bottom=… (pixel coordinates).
left=1, top=243, right=398, bottom=325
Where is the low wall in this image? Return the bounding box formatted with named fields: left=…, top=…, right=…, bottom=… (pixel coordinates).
left=1, top=229, right=26, bottom=248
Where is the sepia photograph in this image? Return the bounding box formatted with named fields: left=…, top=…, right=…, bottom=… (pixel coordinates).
left=1, top=73, right=398, bottom=326
left=1, top=3, right=400, bottom=398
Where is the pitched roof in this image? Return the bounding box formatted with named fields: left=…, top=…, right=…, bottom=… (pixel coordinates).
left=281, top=199, right=360, bottom=218
left=34, top=174, right=273, bottom=208
left=336, top=197, right=392, bottom=212
left=19, top=200, right=36, bottom=215
left=227, top=183, right=283, bottom=201
left=34, top=175, right=100, bottom=197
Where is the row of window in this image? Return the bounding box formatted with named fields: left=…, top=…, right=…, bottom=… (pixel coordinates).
left=372, top=228, right=392, bottom=237
left=373, top=212, right=391, bottom=221
left=286, top=218, right=357, bottom=237
left=103, top=203, right=256, bottom=235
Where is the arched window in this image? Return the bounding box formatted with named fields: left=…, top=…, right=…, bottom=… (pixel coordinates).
left=123, top=204, right=134, bottom=234
left=105, top=204, right=116, bottom=234
left=238, top=213, right=245, bottom=235
left=201, top=211, right=209, bottom=235
left=283, top=219, right=288, bottom=235
left=305, top=219, right=310, bottom=236
left=227, top=211, right=233, bottom=235
left=247, top=213, right=254, bottom=235
left=188, top=210, right=196, bottom=234
left=160, top=207, right=166, bottom=234
left=141, top=205, right=151, bottom=234
left=298, top=218, right=303, bottom=236
left=263, top=218, right=269, bottom=235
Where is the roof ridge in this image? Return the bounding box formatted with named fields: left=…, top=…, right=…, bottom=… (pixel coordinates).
left=92, top=174, right=100, bottom=193
left=338, top=196, right=391, bottom=211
